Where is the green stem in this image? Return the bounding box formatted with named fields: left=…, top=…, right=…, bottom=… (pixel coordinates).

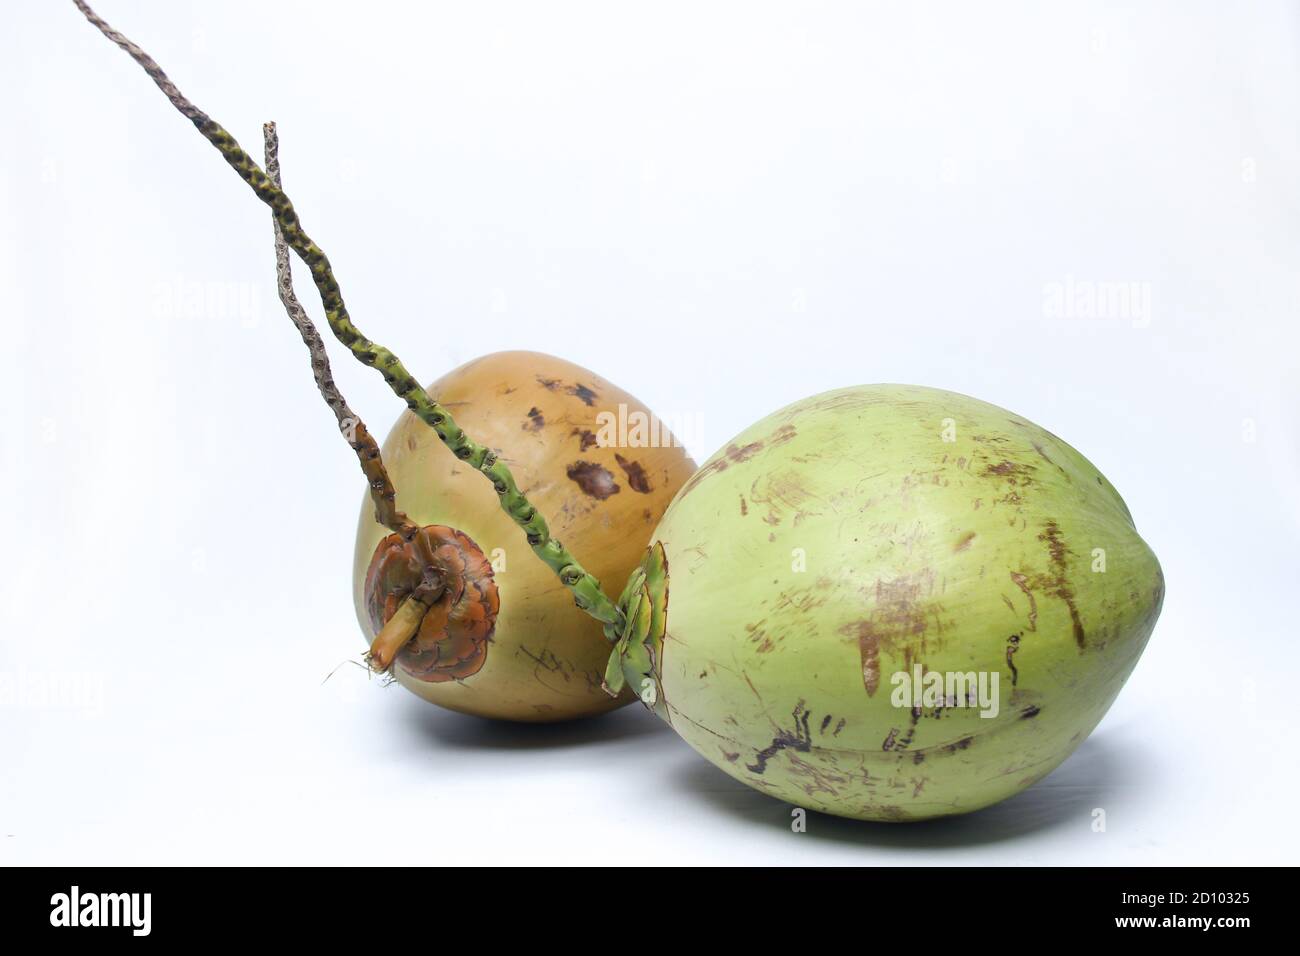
left=263, top=121, right=418, bottom=542
left=74, top=0, right=623, bottom=630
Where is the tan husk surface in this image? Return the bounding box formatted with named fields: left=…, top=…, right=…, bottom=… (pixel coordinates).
left=353, top=351, right=696, bottom=722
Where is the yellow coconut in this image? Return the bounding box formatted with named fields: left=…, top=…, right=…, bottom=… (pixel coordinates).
left=354, top=351, right=695, bottom=722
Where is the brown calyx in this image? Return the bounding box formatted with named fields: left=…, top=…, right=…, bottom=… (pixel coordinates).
left=363, top=525, right=499, bottom=682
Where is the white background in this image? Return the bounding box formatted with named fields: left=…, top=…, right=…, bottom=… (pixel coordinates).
left=2, top=0, right=1298, bottom=864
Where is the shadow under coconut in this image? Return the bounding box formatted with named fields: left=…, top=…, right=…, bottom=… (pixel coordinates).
left=670, top=729, right=1155, bottom=849
left=399, top=694, right=674, bottom=752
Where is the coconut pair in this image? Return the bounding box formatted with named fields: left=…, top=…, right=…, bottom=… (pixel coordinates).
left=75, top=0, right=1164, bottom=821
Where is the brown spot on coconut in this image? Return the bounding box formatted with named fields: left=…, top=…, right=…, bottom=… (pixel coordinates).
left=568, top=383, right=598, bottom=406
left=566, top=461, right=620, bottom=500
left=614, top=453, right=653, bottom=494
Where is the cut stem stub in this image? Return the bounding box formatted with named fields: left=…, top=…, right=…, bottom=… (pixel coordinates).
left=362, top=525, right=500, bottom=683
left=368, top=594, right=431, bottom=671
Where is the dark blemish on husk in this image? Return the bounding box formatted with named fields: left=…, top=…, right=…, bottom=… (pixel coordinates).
left=769, top=424, right=797, bottom=446
left=841, top=620, right=881, bottom=696
left=820, top=714, right=832, bottom=733
left=1033, top=441, right=1074, bottom=482
left=721, top=749, right=740, bottom=763
left=833, top=718, right=845, bottom=736
left=518, top=644, right=564, bottom=673
left=677, top=457, right=730, bottom=498
left=751, top=471, right=819, bottom=528
left=1001, top=594, right=1015, bottom=612
left=1010, top=522, right=1085, bottom=648
left=1009, top=571, right=1038, bottom=630
left=571, top=428, right=598, bottom=451
left=882, top=728, right=900, bottom=751
left=568, top=383, right=598, bottom=406
left=913, top=751, right=926, bottom=765
left=746, top=701, right=812, bottom=774
left=745, top=620, right=774, bottom=654
left=677, top=427, right=792, bottom=501
left=739, top=495, right=748, bottom=516
left=954, top=530, right=977, bottom=552
left=1021, top=705, right=1041, bottom=719
left=614, top=453, right=653, bottom=493
left=1006, top=633, right=1021, bottom=685
left=942, top=736, right=974, bottom=753
left=536, top=375, right=597, bottom=405
left=841, top=574, right=938, bottom=697
left=985, top=459, right=1034, bottom=480
left=566, top=461, right=620, bottom=500
left=1039, top=520, right=1086, bottom=648
left=893, top=707, right=922, bottom=751
left=524, top=406, right=545, bottom=431
left=985, top=459, right=1036, bottom=510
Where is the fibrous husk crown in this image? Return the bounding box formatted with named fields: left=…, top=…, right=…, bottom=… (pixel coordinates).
left=603, top=541, right=670, bottom=721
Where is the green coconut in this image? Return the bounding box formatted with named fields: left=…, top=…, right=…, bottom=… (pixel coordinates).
left=607, top=385, right=1165, bottom=821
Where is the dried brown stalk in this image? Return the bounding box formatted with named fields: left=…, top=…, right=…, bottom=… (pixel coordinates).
left=262, top=122, right=418, bottom=541
left=73, top=0, right=624, bottom=630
